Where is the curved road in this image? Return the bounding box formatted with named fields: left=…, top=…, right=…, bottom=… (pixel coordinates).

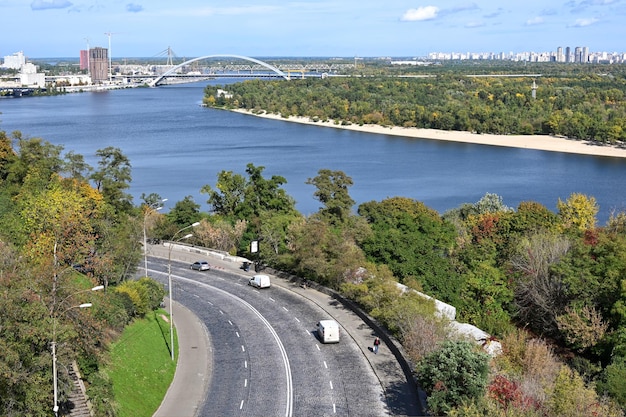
left=146, top=245, right=423, bottom=416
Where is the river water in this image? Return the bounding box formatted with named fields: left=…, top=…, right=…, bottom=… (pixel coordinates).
left=1, top=80, right=625, bottom=224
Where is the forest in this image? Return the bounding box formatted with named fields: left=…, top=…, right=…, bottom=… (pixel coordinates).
left=202, top=63, right=626, bottom=143
left=3, top=63, right=626, bottom=414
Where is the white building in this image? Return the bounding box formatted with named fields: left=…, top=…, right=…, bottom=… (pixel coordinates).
left=1, top=51, right=26, bottom=69
left=20, top=62, right=45, bottom=87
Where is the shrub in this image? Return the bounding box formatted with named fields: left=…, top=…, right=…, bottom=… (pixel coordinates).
left=417, top=340, right=490, bottom=415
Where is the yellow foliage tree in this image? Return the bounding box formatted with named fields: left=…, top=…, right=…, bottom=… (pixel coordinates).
left=556, top=193, right=598, bottom=233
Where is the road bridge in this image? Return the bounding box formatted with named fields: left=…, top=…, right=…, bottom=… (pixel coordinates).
left=150, top=54, right=290, bottom=86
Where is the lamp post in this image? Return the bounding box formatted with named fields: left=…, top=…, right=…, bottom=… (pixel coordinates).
left=167, top=222, right=200, bottom=361
left=51, top=285, right=104, bottom=416
left=143, top=198, right=167, bottom=277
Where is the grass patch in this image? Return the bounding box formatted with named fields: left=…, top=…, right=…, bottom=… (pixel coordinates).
left=107, top=309, right=178, bottom=417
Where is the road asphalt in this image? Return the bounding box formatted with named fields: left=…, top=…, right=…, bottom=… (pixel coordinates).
left=149, top=244, right=424, bottom=417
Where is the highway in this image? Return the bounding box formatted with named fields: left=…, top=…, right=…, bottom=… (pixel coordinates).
left=146, top=255, right=390, bottom=416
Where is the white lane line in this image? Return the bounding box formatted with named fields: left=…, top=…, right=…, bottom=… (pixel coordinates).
left=207, top=301, right=214, bottom=306
left=316, top=345, right=320, bottom=351
left=323, top=361, right=328, bottom=369
left=329, top=380, right=334, bottom=390
left=269, top=297, right=276, bottom=302
left=228, top=320, right=233, bottom=326
left=219, top=310, right=224, bottom=315
left=282, top=306, right=288, bottom=312
left=244, top=379, right=248, bottom=387
left=241, top=345, right=245, bottom=352
left=240, top=400, right=244, bottom=410
left=244, top=360, right=248, bottom=368
left=236, top=331, right=240, bottom=338
left=294, top=317, right=300, bottom=323
left=159, top=272, right=294, bottom=417
left=333, top=404, right=336, bottom=414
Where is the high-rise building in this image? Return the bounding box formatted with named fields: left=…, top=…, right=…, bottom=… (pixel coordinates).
left=80, top=50, right=89, bottom=71
left=574, top=47, right=582, bottom=63
left=556, top=47, right=564, bottom=63
left=565, top=46, right=571, bottom=63
left=89, top=47, right=108, bottom=82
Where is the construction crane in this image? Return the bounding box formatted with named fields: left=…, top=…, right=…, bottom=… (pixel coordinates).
left=104, top=32, right=119, bottom=82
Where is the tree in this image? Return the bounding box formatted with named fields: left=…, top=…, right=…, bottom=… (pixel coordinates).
left=201, top=170, right=246, bottom=217
left=167, top=195, right=201, bottom=229
left=306, top=169, right=355, bottom=225
left=509, top=231, right=571, bottom=336
left=417, top=340, right=490, bottom=415
left=358, top=197, right=461, bottom=303
left=90, top=146, right=133, bottom=214
left=62, top=150, right=92, bottom=181
left=557, top=193, right=598, bottom=233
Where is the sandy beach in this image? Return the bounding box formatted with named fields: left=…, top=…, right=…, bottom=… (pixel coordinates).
left=232, top=109, right=626, bottom=159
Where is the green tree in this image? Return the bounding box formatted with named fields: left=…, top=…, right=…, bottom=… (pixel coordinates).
left=90, top=146, right=133, bottom=214
left=306, top=169, right=355, bottom=225
left=358, top=197, right=461, bottom=303
left=167, top=195, right=201, bottom=229
left=417, top=340, right=490, bottom=415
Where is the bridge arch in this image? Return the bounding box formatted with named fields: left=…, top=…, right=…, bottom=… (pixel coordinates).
left=150, top=54, right=288, bottom=86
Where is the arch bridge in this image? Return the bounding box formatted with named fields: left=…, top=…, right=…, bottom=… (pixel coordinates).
left=150, top=54, right=288, bottom=86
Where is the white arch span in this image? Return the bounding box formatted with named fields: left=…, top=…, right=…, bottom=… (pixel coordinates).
left=150, top=54, right=288, bottom=86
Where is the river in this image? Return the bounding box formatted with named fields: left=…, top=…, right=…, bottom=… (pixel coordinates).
left=1, top=80, right=625, bottom=224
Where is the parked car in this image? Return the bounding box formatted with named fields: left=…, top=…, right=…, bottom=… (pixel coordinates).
left=190, top=261, right=210, bottom=271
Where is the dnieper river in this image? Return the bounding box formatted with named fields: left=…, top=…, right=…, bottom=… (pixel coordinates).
left=1, top=80, right=625, bottom=224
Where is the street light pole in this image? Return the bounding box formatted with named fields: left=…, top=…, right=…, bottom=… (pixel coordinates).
left=143, top=199, right=167, bottom=277
left=167, top=222, right=200, bottom=361
left=51, top=287, right=102, bottom=416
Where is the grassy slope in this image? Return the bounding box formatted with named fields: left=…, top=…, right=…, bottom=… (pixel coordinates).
left=108, top=310, right=177, bottom=417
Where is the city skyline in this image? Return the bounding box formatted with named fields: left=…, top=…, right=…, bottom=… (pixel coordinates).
left=2, top=1, right=626, bottom=58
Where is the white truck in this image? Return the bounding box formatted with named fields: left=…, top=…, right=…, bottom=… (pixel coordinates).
left=316, top=319, right=340, bottom=343
left=249, top=274, right=271, bottom=288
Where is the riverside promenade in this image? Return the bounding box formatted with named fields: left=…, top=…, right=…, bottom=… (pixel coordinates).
left=149, top=243, right=425, bottom=417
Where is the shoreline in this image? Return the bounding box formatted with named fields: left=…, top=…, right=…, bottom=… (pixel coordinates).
left=231, top=109, right=626, bottom=159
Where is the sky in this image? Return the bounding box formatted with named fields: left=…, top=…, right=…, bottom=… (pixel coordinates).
left=2, top=0, right=626, bottom=59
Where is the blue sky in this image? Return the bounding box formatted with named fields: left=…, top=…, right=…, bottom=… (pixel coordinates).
left=2, top=0, right=625, bottom=59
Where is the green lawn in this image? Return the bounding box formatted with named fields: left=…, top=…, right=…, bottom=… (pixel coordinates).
left=108, top=310, right=178, bottom=417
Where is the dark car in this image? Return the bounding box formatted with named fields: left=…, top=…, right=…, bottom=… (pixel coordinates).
left=190, top=261, right=210, bottom=271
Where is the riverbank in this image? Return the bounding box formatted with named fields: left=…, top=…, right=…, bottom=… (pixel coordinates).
left=232, top=109, right=626, bottom=159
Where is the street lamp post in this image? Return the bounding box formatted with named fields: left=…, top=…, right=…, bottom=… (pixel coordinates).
left=167, top=222, right=200, bottom=361
left=51, top=286, right=104, bottom=416
left=143, top=199, right=167, bottom=277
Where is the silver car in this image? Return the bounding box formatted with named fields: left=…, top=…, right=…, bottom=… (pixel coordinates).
left=190, top=261, right=210, bottom=271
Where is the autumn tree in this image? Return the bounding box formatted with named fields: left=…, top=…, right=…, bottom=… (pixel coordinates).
left=557, top=193, right=598, bottom=233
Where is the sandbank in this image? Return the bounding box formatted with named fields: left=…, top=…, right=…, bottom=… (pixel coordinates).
left=231, top=109, right=626, bottom=159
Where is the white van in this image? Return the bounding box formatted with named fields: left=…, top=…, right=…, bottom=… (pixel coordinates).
left=249, top=274, right=271, bottom=288
left=316, top=320, right=340, bottom=343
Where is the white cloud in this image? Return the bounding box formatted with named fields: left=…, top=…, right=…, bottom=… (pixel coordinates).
left=465, top=21, right=484, bottom=28
left=571, top=17, right=599, bottom=26
left=525, top=16, right=544, bottom=25
left=400, top=6, right=439, bottom=21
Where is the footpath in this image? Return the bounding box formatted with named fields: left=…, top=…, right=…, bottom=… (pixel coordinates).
left=149, top=243, right=425, bottom=417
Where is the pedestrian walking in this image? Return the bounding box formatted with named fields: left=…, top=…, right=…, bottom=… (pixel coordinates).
left=373, top=336, right=380, bottom=354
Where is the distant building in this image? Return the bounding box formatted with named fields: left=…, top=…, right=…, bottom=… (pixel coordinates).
left=89, top=47, right=108, bottom=82
left=20, top=62, right=45, bottom=87
left=1, top=51, right=26, bottom=69
left=80, top=50, right=89, bottom=71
